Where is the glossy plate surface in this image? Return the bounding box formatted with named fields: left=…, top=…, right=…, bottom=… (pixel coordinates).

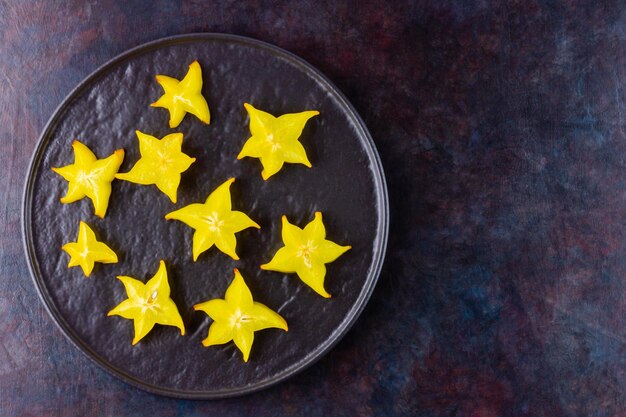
left=23, top=33, right=388, bottom=398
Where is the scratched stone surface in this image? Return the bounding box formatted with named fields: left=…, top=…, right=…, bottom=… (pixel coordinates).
left=1, top=0, right=625, bottom=416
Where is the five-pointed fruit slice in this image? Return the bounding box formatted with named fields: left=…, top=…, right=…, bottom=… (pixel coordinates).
left=151, top=60, right=211, bottom=128
left=237, top=103, right=319, bottom=180
left=108, top=260, right=185, bottom=345
left=115, top=130, right=196, bottom=203
left=52, top=140, right=124, bottom=218
left=261, top=212, right=350, bottom=298
left=62, top=221, right=118, bottom=277
left=194, top=268, right=288, bottom=362
left=165, top=178, right=260, bottom=261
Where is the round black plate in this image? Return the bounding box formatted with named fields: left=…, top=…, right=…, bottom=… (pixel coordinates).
left=22, top=33, right=388, bottom=399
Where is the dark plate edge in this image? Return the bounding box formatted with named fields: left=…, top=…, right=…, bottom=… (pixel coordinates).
left=21, top=32, right=389, bottom=399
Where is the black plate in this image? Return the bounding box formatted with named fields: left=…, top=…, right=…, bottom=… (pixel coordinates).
left=22, top=33, right=388, bottom=399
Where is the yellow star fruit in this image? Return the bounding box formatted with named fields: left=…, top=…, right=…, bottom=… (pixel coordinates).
left=151, top=60, right=211, bottom=128
left=194, top=268, right=288, bottom=362
left=52, top=140, right=124, bottom=218
left=61, top=221, right=118, bottom=277
left=237, top=103, right=319, bottom=180
left=115, top=130, right=195, bottom=203
left=261, top=212, right=351, bottom=298
left=108, top=260, right=185, bottom=345
left=165, top=178, right=260, bottom=261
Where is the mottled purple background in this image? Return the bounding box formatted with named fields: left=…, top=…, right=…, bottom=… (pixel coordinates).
left=1, top=1, right=625, bottom=416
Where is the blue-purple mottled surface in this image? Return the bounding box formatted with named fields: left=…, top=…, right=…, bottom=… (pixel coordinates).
left=1, top=1, right=625, bottom=416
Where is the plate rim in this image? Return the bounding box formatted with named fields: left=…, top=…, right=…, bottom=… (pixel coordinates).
left=21, top=32, right=389, bottom=399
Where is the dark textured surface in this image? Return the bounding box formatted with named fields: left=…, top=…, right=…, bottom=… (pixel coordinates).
left=23, top=34, right=386, bottom=398
left=2, top=0, right=626, bottom=416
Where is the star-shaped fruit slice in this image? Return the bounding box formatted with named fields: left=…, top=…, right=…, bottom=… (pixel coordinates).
left=261, top=212, right=351, bottom=298
left=62, top=221, right=118, bottom=277
left=52, top=140, right=124, bottom=218
left=151, top=60, right=211, bottom=128
left=194, top=268, right=288, bottom=362
left=115, top=130, right=196, bottom=203
left=165, top=178, right=260, bottom=261
left=237, top=103, right=319, bottom=180
left=108, top=260, right=185, bottom=345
